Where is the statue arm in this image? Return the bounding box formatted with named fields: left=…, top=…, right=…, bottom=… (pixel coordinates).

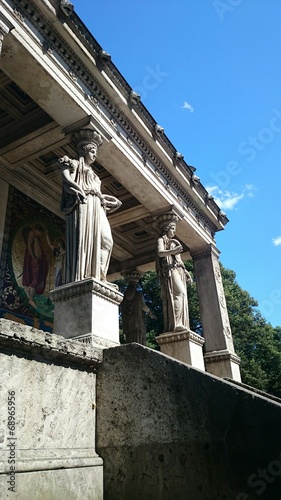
left=101, top=194, right=122, bottom=213
left=185, top=269, right=193, bottom=284
left=58, top=158, right=87, bottom=203
left=157, top=237, right=183, bottom=258
left=138, top=293, right=156, bottom=318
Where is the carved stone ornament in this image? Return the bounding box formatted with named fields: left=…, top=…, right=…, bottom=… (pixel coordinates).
left=89, top=95, right=99, bottom=105
left=13, top=9, right=25, bottom=23
left=129, top=91, right=141, bottom=105
left=99, top=50, right=111, bottom=62
left=68, top=70, right=77, bottom=81
left=72, top=129, right=103, bottom=150
left=42, top=40, right=53, bottom=54
left=60, top=0, right=74, bottom=16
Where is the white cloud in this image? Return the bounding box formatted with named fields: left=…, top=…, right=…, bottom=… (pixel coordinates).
left=206, top=185, right=255, bottom=211
left=182, top=101, right=194, bottom=112
left=273, top=236, right=281, bottom=246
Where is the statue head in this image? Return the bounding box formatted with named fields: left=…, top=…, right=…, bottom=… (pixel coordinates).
left=72, top=129, right=103, bottom=159
left=157, top=214, right=179, bottom=235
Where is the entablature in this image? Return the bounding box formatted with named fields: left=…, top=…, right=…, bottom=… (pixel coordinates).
left=0, top=0, right=228, bottom=278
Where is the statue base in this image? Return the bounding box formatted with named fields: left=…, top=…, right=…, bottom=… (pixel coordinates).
left=49, top=278, right=123, bottom=347
left=156, top=329, right=205, bottom=371
left=204, top=349, right=241, bottom=381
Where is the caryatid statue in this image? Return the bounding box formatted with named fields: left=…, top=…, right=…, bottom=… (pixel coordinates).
left=58, top=129, right=121, bottom=284
left=156, top=214, right=192, bottom=333
left=121, top=271, right=156, bottom=345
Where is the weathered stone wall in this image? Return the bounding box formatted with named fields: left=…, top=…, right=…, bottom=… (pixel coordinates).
left=97, top=343, right=281, bottom=500
left=0, top=319, right=103, bottom=500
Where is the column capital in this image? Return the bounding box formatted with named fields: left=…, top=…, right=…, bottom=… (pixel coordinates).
left=191, top=243, right=220, bottom=261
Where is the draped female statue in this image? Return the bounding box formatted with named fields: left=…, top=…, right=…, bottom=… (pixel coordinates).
left=156, top=216, right=192, bottom=332
left=58, top=129, right=121, bottom=284
left=121, top=271, right=156, bottom=345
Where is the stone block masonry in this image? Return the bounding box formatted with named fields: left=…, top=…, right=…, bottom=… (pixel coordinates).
left=96, top=343, right=281, bottom=500
left=0, top=319, right=103, bottom=500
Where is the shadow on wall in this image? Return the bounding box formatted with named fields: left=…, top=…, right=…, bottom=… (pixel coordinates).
left=96, top=343, right=281, bottom=500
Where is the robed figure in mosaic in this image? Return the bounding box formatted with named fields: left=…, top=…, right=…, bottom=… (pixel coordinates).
left=58, top=129, right=121, bottom=284
left=156, top=215, right=192, bottom=332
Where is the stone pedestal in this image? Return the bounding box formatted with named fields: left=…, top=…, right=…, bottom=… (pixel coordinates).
left=204, top=350, right=241, bottom=380
left=156, top=330, right=205, bottom=371
left=49, top=278, right=123, bottom=347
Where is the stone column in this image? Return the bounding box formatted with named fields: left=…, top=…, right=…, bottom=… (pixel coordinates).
left=191, top=244, right=241, bottom=381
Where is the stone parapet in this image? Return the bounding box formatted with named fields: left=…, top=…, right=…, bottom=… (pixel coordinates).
left=0, top=319, right=103, bottom=499
left=97, top=343, right=281, bottom=500
left=0, top=318, right=102, bottom=367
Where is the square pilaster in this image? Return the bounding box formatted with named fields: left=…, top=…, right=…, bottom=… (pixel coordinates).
left=192, top=244, right=241, bottom=381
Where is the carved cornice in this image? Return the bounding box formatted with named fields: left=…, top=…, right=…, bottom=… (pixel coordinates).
left=156, top=330, right=205, bottom=347
left=0, top=318, right=102, bottom=368
left=204, top=349, right=241, bottom=365
left=191, top=244, right=221, bottom=261
left=10, top=0, right=224, bottom=237
left=72, top=333, right=120, bottom=348
left=49, top=278, right=123, bottom=305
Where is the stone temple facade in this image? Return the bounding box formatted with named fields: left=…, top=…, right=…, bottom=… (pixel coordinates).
left=3, top=2, right=278, bottom=500
left=0, top=0, right=240, bottom=380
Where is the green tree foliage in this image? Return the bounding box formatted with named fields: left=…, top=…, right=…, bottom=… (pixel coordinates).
left=221, top=266, right=281, bottom=397
left=118, top=262, right=281, bottom=398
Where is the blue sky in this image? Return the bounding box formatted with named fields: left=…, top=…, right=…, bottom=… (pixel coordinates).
left=74, top=0, right=281, bottom=327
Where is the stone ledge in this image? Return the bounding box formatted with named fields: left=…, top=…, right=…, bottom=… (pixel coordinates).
left=74, top=333, right=119, bottom=348
left=156, top=329, right=205, bottom=347
left=0, top=448, right=103, bottom=473
left=204, top=349, right=240, bottom=364
left=0, top=319, right=102, bottom=368
left=224, top=378, right=281, bottom=405
left=49, top=277, right=123, bottom=305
